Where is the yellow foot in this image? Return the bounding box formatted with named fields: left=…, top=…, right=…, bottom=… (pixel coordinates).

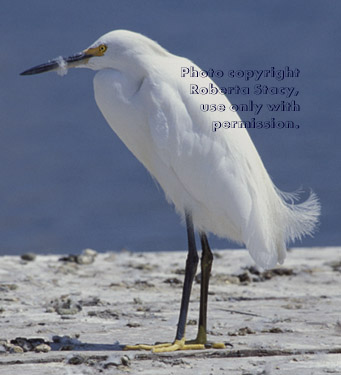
left=206, top=342, right=226, bottom=349
left=124, top=337, right=225, bottom=352
left=185, top=338, right=226, bottom=350
left=124, top=338, right=204, bottom=352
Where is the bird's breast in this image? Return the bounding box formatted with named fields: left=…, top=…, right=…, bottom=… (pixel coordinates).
left=93, top=69, right=155, bottom=170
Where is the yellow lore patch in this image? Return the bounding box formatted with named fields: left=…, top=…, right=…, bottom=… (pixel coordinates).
left=84, top=44, right=107, bottom=57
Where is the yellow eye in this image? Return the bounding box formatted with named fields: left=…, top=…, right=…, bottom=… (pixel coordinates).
left=84, top=44, right=107, bottom=57
left=99, top=44, right=107, bottom=54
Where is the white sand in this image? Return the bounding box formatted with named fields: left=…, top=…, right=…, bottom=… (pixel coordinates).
left=0, top=247, right=340, bottom=374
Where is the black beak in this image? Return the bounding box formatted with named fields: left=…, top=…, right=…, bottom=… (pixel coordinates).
left=20, top=52, right=92, bottom=76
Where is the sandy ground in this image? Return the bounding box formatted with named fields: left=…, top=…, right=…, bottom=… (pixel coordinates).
left=0, top=247, right=340, bottom=374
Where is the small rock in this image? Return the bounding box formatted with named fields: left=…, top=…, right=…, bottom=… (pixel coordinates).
left=0, top=284, right=18, bottom=292
left=10, top=337, right=33, bottom=352
left=174, top=268, right=185, bottom=275
left=136, top=305, right=150, bottom=312
left=246, top=266, right=261, bottom=275
left=164, top=277, right=182, bottom=285
left=82, top=248, right=97, bottom=257
left=34, top=344, right=51, bottom=353
left=237, top=272, right=252, bottom=284
left=187, top=319, right=197, bottom=326
left=87, top=309, right=119, bottom=319
left=80, top=296, right=101, bottom=306
left=261, top=327, right=284, bottom=333
left=282, top=303, right=302, bottom=310
left=223, top=275, right=240, bottom=285
left=134, top=280, right=155, bottom=288
left=21, top=253, right=36, bottom=261
left=262, top=268, right=294, bottom=279
left=28, top=338, right=46, bottom=347
left=229, top=326, right=256, bottom=336
left=195, top=273, right=201, bottom=283
left=9, top=345, right=24, bottom=353
left=58, top=307, right=81, bottom=315
left=77, top=249, right=97, bottom=264
left=269, top=327, right=284, bottom=333
left=59, top=249, right=97, bottom=265
left=59, top=255, right=78, bottom=262
left=67, top=354, right=85, bottom=365
left=126, top=321, right=140, bottom=328
left=239, top=327, right=255, bottom=335
left=49, top=296, right=82, bottom=315
left=121, top=355, right=131, bottom=366
left=103, top=354, right=129, bottom=368
left=129, top=262, right=155, bottom=271
left=76, top=254, right=94, bottom=265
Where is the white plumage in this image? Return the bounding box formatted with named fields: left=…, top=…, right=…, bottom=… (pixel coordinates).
left=87, top=30, right=320, bottom=269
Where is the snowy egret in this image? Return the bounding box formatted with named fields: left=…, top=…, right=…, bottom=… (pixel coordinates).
left=21, top=30, right=320, bottom=352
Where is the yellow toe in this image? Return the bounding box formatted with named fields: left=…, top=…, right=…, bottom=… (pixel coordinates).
left=152, top=338, right=205, bottom=353
left=124, top=342, right=172, bottom=351
left=124, top=338, right=225, bottom=352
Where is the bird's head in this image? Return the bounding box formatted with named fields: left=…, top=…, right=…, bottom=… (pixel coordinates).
left=20, top=30, right=168, bottom=76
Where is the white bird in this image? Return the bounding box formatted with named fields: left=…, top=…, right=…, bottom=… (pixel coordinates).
left=21, top=30, right=320, bottom=352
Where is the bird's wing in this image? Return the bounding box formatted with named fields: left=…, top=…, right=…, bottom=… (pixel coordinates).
left=144, top=75, right=253, bottom=236
left=143, top=68, right=287, bottom=269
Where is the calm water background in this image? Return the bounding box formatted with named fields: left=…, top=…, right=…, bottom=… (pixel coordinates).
left=1, top=1, right=340, bottom=255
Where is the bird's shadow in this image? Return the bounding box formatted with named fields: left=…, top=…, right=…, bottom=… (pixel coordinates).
left=50, top=336, right=124, bottom=351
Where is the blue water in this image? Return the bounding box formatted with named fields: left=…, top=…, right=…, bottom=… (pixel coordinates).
left=1, top=1, right=340, bottom=255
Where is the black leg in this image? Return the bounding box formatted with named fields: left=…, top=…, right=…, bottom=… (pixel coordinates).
left=124, top=220, right=223, bottom=352
left=196, top=232, right=213, bottom=344
left=175, top=211, right=199, bottom=341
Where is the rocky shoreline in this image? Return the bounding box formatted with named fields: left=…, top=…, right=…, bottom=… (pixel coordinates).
left=0, top=247, right=340, bottom=374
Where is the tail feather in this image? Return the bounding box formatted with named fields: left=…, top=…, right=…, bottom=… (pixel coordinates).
left=244, top=187, right=320, bottom=270
left=280, top=189, right=321, bottom=243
